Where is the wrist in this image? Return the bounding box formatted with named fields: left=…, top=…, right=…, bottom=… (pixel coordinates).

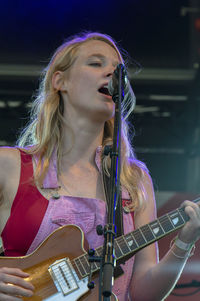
left=170, top=236, right=195, bottom=259
left=175, top=237, right=194, bottom=252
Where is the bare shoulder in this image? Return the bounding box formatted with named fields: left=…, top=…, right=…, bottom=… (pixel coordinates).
left=0, top=147, right=20, bottom=189
left=0, top=146, right=20, bottom=167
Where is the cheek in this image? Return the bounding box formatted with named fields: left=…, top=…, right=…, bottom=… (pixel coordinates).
left=66, top=66, right=99, bottom=101
left=81, top=71, right=96, bottom=87
left=71, top=73, right=94, bottom=93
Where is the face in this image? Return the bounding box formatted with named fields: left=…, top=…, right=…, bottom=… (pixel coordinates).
left=61, top=40, right=121, bottom=123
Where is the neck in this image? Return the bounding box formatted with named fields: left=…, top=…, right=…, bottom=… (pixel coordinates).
left=61, top=117, right=105, bottom=170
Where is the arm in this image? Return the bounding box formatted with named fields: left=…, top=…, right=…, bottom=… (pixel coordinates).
left=129, top=172, right=200, bottom=301
left=0, top=147, right=34, bottom=300
left=0, top=147, right=20, bottom=234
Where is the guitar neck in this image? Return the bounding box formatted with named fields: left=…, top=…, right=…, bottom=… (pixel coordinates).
left=73, top=197, right=200, bottom=279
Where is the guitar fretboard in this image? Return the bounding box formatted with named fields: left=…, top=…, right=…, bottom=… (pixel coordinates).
left=73, top=198, right=199, bottom=279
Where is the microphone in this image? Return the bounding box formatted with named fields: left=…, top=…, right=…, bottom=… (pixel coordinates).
left=108, top=64, right=136, bottom=112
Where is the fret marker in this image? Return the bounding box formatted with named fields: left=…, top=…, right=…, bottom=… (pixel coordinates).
left=153, top=227, right=160, bottom=234
left=128, top=240, right=133, bottom=247
left=172, top=217, right=179, bottom=225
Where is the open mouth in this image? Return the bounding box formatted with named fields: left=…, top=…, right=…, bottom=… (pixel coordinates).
left=98, top=85, right=111, bottom=97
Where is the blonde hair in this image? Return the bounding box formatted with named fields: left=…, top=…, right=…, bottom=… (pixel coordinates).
left=17, top=31, right=148, bottom=211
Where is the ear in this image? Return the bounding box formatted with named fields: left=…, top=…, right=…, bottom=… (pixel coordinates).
left=52, top=71, right=67, bottom=92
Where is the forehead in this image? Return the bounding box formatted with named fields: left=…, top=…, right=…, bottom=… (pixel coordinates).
left=77, top=40, right=121, bottom=63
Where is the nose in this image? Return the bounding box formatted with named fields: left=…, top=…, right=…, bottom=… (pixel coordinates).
left=105, top=66, right=115, bottom=79
left=106, top=72, right=113, bottom=79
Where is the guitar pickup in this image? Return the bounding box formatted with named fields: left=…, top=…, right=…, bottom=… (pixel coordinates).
left=48, top=258, right=79, bottom=296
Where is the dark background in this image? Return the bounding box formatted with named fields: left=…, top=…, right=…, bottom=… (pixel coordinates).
left=1, top=2, right=200, bottom=299
left=0, top=0, right=200, bottom=193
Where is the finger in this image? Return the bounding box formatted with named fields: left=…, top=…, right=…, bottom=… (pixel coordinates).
left=0, top=269, right=34, bottom=291
left=181, top=200, right=200, bottom=212
left=0, top=267, right=29, bottom=278
left=0, top=282, right=33, bottom=297
left=180, top=200, right=193, bottom=208
left=0, top=274, right=34, bottom=291
left=0, top=292, right=22, bottom=301
left=185, top=205, right=200, bottom=222
left=181, top=201, right=200, bottom=219
left=184, top=205, right=198, bottom=220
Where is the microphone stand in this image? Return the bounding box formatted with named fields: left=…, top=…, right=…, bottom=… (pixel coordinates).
left=101, top=64, right=126, bottom=299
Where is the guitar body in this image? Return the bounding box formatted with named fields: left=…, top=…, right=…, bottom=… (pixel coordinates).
left=0, top=225, right=117, bottom=301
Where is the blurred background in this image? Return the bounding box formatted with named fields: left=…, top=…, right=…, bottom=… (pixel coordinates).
left=0, top=0, right=200, bottom=299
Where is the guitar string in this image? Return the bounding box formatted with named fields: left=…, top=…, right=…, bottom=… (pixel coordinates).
left=28, top=201, right=200, bottom=296
left=48, top=208, right=188, bottom=277
left=30, top=214, right=183, bottom=298
left=45, top=195, right=197, bottom=276
left=44, top=199, right=196, bottom=279
left=43, top=209, right=187, bottom=283
left=34, top=206, right=192, bottom=282
left=36, top=219, right=184, bottom=297
left=31, top=209, right=190, bottom=297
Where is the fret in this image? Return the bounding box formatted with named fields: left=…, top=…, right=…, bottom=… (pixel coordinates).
left=168, top=210, right=185, bottom=228
left=138, top=227, right=148, bottom=243
left=133, top=229, right=146, bottom=246
left=78, top=257, right=87, bottom=276
left=122, top=235, right=132, bottom=252
left=91, top=261, right=98, bottom=273
left=149, top=220, right=164, bottom=238
left=157, top=219, right=165, bottom=233
left=130, top=232, right=140, bottom=248
left=80, top=254, right=90, bottom=274
left=124, top=233, right=139, bottom=252
left=93, top=248, right=101, bottom=270
left=74, top=257, right=86, bottom=278
left=95, top=247, right=102, bottom=256
left=95, top=247, right=103, bottom=256
left=140, top=224, right=155, bottom=242
left=166, top=213, right=176, bottom=228
left=148, top=223, right=156, bottom=238
left=115, top=239, right=124, bottom=258
left=159, top=215, right=174, bottom=233
left=117, top=236, right=131, bottom=254
left=178, top=208, right=189, bottom=223
left=71, top=198, right=200, bottom=278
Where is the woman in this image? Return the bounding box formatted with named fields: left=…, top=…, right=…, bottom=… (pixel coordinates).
left=0, top=32, right=200, bottom=301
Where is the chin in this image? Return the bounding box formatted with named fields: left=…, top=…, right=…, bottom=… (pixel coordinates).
left=90, top=108, right=114, bottom=123
left=103, top=102, right=115, bottom=115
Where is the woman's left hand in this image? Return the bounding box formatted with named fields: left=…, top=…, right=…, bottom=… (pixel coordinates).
left=178, top=200, right=200, bottom=244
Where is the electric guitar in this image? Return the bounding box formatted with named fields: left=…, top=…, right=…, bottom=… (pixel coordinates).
left=0, top=197, right=199, bottom=301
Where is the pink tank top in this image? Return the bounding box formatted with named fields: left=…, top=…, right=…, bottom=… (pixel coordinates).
left=2, top=147, right=135, bottom=300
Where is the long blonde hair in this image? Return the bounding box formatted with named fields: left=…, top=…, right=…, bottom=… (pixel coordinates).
left=17, top=32, right=148, bottom=211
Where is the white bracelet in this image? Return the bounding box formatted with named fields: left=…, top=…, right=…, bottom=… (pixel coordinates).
left=175, top=238, right=194, bottom=251
left=171, top=249, right=190, bottom=259
left=170, top=236, right=195, bottom=259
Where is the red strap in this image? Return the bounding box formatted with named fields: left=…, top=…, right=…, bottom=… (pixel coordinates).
left=10, top=149, right=34, bottom=212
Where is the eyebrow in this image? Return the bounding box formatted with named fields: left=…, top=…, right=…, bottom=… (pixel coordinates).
left=87, top=53, right=119, bottom=66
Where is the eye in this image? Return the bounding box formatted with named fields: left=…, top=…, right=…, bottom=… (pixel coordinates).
left=89, top=62, right=102, bottom=67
